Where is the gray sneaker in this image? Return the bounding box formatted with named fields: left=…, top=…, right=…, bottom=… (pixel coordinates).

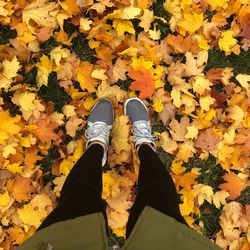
left=124, top=97, right=156, bottom=151
left=85, top=99, right=114, bottom=166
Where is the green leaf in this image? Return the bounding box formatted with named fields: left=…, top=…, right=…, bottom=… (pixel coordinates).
left=38, top=72, right=72, bottom=112
left=40, top=37, right=60, bottom=55
left=38, top=145, right=60, bottom=184
left=198, top=201, right=222, bottom=239
left=152, top=0, right=170, bottom=21
left=0, top=24, right=17, bottom=45
left=184, top=155, right=226, bottom=191
left=70, top=33, right=96, bottom=63
left=205, top=49, right=250, bottom=75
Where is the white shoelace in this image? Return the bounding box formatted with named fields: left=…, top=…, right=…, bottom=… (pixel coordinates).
left=132, top=121, right=157, bottom=142
left=85, top=122, right=110, bottom=144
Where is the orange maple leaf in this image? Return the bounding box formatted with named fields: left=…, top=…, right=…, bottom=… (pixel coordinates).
left=24, top=148, right=42, bottom=166
left=34, top=116, right=60, bottom=143
left=128, top=69, right=154, bottom=99
left=165, top=34, right=199, bottom=54
left=172, top=172, right=199, bottom=192
left=219, top=173, right=246, bottom=200
left=8, top=176, right=36, bottom=203
left=77, top=62, right=96, bottom=93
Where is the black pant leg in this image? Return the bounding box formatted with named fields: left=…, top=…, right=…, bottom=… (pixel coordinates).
left=38, top=144, right=108, bottom=232
left=126, top=144, right=187, bottom=239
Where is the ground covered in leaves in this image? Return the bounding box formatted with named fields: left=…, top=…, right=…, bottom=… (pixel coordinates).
left=0, top=0, right=250, bottom=249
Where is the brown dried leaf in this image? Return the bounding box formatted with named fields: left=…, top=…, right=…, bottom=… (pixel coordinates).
left=194, top=128, right=220, bottom=151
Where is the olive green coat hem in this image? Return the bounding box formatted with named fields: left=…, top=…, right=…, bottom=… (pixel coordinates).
left=18, top=206, right=222, bottom=250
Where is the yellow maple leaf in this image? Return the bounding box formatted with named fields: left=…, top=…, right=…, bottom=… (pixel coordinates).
left=179, top=189, right=196, bottom=216
left=102, top=172, right=116, bottom=199
left=53, top=175, right=66, bottom=197
left=160, top=131, right=178, bottom=154
left=196, top=108, right=216, bottom=129
left=36, top=55, right=53, bottom=87
left=6, top=163, right=23, bottom=174
left=111, top=115, right=130, bottom=154
left=192, top=75, right=212, bottom=95
left=91, top=69, right=108, bottom=81
left=218, top=30, right=238, bottom=53
left=17, top=203, right=47, bottom=228
left=0, top=111, right=21, bottom=143
left=0, top=1, right=8, bottom=17
left=62, top=105, right=76, bottom=118
left=22, top=0, right=59, bottom=30
left=139, top=9, right=154, bottom=32
left=236, top=74, right=250, bottom=90
left=119, top=6, right=141, bottom=19
left=164, top=0, right=181, bottom=16
left=178, top=12, right=203, bottom=35
left=59, top=0, right=80, bottom=15
left=193, top=184, right=214, bottom=206
left=83, top=97, right=97, bottom=111
left=96, top=81, right=127, bottom=102
left=50, top=46, right=70, bottom=66
left=80, top=17, right=93, bottom=31
left=152, top=98, right=164, bottom=112
left=148, top=26, right=161, bottom=40
left=213, top=190, right=230, bottom=209
left=12, top=91, right=36, bottom=112
left=228, top=105, right=244, bottom=123
left=77, top=62, right=96, bottom=93
left=0, top=191, right=11, bottom=208
left=176, top=141, right=196, bottom=162
left=1, top=56, right=20, bottom=79
left=113, top=20, right=135, bottom=37
left=199, top=95, right=215, bottom=111
left=204, top=0, right=229, bottom=10
left=185, top=125, right=198, bottom=140
left=88, top=0, right=114, bottom=14
left=60, top=158, right=74, bottom=176
left=0, top=56, right=20, bottom=90
left=171, top=160, right=186, bottom=175
left=131, top=56, right=153, bottom=70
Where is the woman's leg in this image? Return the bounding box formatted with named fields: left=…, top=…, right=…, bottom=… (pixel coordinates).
left=38, top=143, right=108, bottom=232
left=126, top=144, right=187, bottom=238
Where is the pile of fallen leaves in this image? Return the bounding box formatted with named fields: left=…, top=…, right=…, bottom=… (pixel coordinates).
left=0, top=0, right=249, bottom=249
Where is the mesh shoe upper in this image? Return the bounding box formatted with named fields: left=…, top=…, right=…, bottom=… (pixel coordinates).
left=85, top=99, right=114, bottom=166
left=125, top=98, right=156, bottom=150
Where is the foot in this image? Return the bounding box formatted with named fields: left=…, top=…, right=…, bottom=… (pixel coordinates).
left=124, top=97, right=156, bottom=151
left=85, top=99, right=114, bottom=166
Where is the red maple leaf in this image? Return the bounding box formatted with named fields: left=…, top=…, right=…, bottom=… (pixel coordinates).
left=128, top=69, right=155, bottom=99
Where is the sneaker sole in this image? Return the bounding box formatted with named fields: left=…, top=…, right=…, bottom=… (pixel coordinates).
left=124, top=97, right=148, bottom=117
